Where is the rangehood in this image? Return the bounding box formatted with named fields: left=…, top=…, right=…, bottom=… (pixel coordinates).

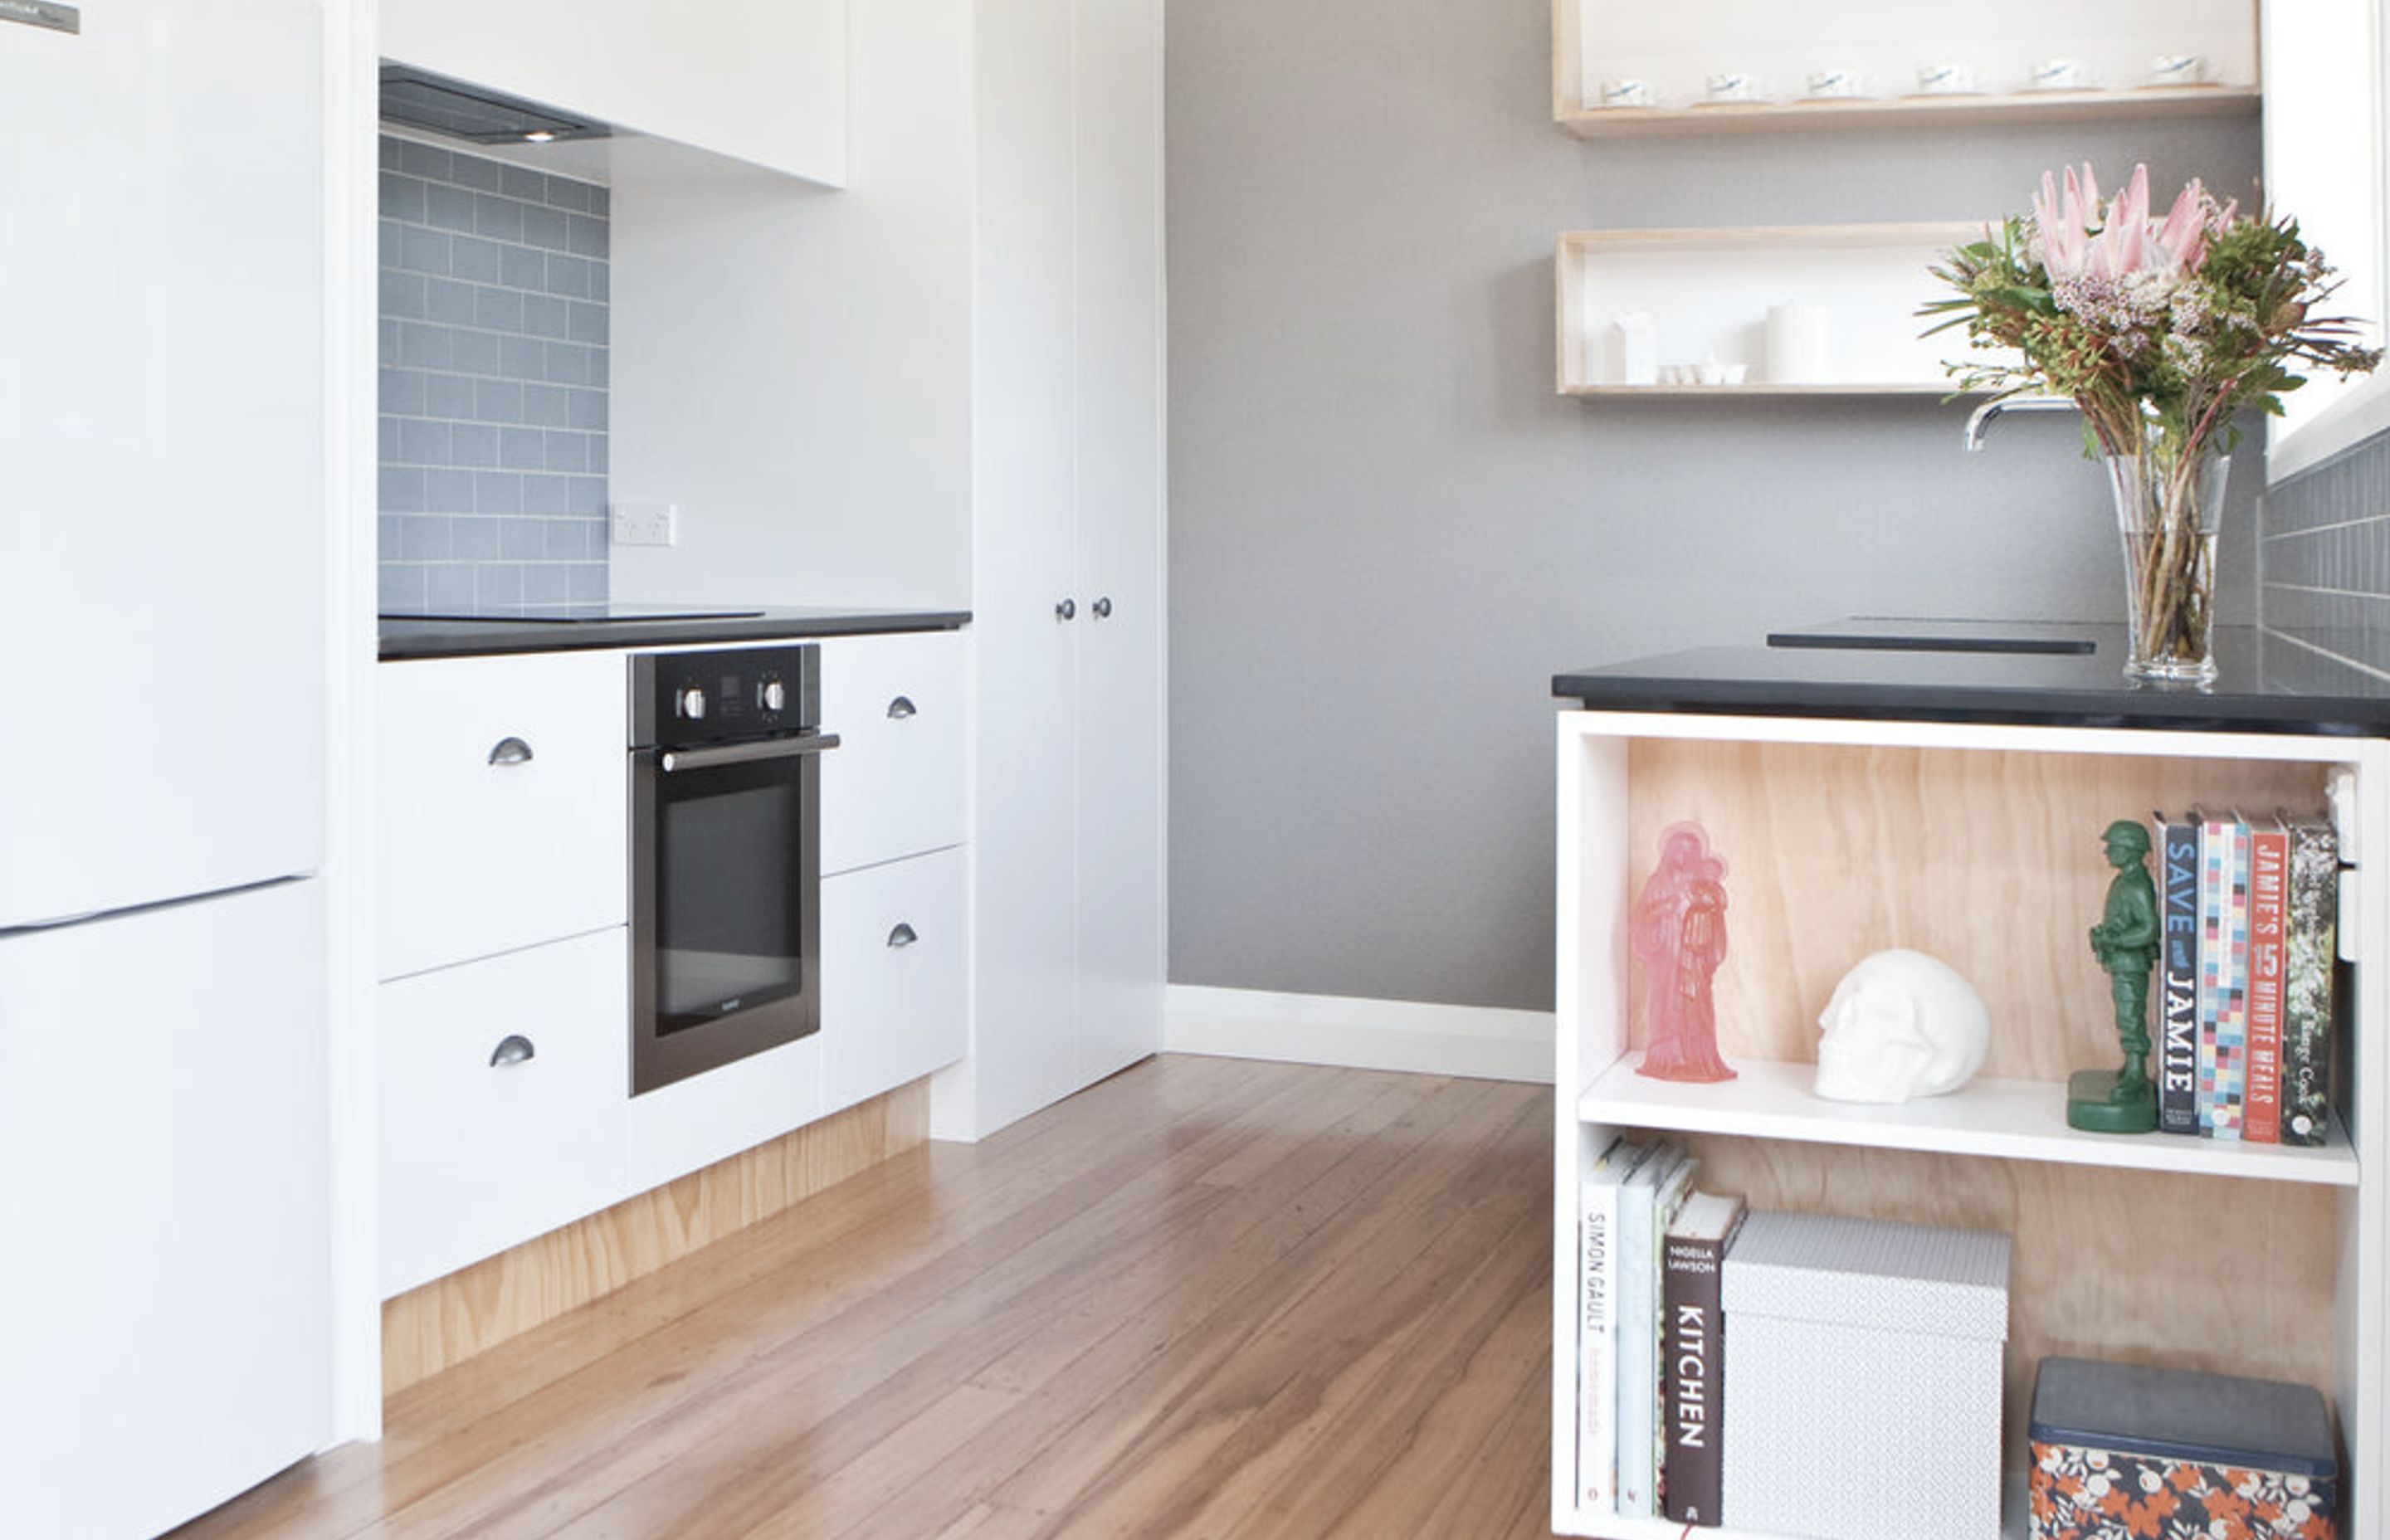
left=378, top=63, right=609, bottom=146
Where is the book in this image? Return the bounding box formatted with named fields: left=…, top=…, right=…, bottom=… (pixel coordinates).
left=1617, top=1143, right=1695, bottom=1518
left=2244, top=816, right=2290, bottom=1144
left=2153, top=811, right=2202, bottom=1135
left=2282, top=812, right=2340, bottom=1146
left=1646, top=1153, right=1699, bottom=1518
left=1661, top=1191, right=1746, bottom=1527
left=2197, top=811, right=2251, bottom=1139
left=1578, top=1137, right=1654, bottom=1513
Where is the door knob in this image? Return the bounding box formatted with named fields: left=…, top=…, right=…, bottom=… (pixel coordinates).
left=1091, top=596, right=1113, bottom=619
left=1056, top=598, right=1076, bottom=621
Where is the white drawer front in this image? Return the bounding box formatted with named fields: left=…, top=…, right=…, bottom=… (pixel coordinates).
left=379, top=929, right=630, bottom=1297
left=378, top=651, right=628, bottom=979
left=817, top=631, right=966, bottom=875
left=823, top=846, right=968, bottom=1112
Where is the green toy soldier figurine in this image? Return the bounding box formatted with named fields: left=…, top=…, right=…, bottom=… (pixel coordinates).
left=2070, top=818, right=2162, bottom=1133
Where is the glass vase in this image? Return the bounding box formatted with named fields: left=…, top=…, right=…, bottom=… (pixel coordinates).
left=2104, top=428, right=2229, bottom=684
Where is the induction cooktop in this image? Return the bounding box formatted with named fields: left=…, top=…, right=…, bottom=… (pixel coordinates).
left=383, top=604, right=766, bottom=624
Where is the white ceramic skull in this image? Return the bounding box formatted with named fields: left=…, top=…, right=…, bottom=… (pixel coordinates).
left=1812, top=948, right=1992, bottom=1104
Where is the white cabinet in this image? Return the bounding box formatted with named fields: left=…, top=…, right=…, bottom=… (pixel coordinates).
left=818, top=631, right=968, bottom=877
left=824, top=846, right=968, bottom=1113
left=377, top=651, right=627, bottom=981
left=0, top=883, right=329, bottom=1540
left=948, top=0, right=1165, bottom=1140
left=380, top=928, right=630, bottom=1298
left=379, top=0, right=847, bottom=185
left=1549, top=709, right=2389, bottom=1538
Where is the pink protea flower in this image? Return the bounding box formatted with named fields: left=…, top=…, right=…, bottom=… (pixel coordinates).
left=2032, top=163, right=2100, bottom=279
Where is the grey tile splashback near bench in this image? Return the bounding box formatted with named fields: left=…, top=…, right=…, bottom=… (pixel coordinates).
left=2261, top=424, right=2390, bottom=688
left=377, top=135, right=610, bottom=614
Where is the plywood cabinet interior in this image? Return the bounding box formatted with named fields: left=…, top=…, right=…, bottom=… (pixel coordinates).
left=1550, top=710, right=2388, bottom=1538
left=1555, top=0, right=2258, bottom=135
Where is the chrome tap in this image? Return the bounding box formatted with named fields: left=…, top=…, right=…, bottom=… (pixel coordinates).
left=1963, top=395, right=2075, bottom=452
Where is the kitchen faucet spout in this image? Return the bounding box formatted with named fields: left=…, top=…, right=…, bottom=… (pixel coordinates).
left=1963, top=394, right=2076, bottom=452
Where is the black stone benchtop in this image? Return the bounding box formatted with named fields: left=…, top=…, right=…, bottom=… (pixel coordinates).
left=1554, top=619, right=2390, bottom=737
left=380, top=605, right=971, bottom=660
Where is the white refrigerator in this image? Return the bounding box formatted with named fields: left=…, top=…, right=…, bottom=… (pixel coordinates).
left=0, top=2, right=336, bottom=1535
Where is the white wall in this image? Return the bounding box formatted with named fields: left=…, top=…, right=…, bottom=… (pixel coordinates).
left=606, top=0, right=974, bottom=611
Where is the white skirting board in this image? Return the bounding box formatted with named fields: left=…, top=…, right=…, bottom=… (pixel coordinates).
left=1164, top=985, right=1555, bottom=1084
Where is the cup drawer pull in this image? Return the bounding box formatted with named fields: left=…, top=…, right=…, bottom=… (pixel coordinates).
left=886, top=923, right=919, bottom=948
left=886, top=695, right=918, bottom=720
left=490, top=1033, right=536, bottom=1068
left=487, top=736, right=535, bottom=767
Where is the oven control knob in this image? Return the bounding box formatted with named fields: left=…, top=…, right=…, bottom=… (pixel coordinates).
left=759, top=677, right=787, bottom=714
left=676, top=684, right=708, bottom=721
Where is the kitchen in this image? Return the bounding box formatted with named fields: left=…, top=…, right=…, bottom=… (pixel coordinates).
left=4, top=0, right=2389, bottom=1538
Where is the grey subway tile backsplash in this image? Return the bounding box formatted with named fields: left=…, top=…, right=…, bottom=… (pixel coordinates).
left=2259, top=426, right=2390, bottom=680
left=377, top=135, right=607, bottom=611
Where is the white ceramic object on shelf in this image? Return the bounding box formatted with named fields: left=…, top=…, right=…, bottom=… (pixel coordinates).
left=1604, top=310, right=1657, bottom=383
left=1914, top=62, right=1979, bottom=95
left=1764, top=301, right=1832, bottom=384
left=2149, top=52, right=2208, bottom=86
left=1805, top=67, right=1866, bottom=99
left=2028, top=56, right=2096, bottom=90
left=1598, top=77, right=1655, bottom=107
left=1702, top=71, right=1761, bottom=103
left=1812, top=948, right=1993, bottom=1104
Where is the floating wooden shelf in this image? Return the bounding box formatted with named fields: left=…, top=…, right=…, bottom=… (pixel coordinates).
left=1554, top=0, right=2261, bottom=138
left=1558, top=85, right=2258, bottom=138
left=1555, top=222, right=1992, bottom=397
left=1578, top=1055, right=2359, bottom=1187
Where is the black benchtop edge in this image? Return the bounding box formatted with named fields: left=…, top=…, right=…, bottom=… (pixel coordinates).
left=380, top=609, right=972, bottom=661
left=1550, top=674, right=2389, bottom=738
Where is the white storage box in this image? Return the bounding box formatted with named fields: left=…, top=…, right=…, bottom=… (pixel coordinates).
left=1721, top=1211, right=2011, bottom=1540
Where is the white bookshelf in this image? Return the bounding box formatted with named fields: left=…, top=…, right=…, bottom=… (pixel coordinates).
left=1550, top=707, right=2388, bottom=1540
left=1579, top=1055, right=2361, bottom=1187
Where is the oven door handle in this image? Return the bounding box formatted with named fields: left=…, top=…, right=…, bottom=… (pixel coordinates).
left=656, top=732, right=841, bottom=774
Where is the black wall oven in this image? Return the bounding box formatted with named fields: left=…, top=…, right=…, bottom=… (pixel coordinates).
left=629, top=644, right=838, bottom=1096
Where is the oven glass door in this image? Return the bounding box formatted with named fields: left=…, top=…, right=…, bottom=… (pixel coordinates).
left=656, top=753, right=806, bottom=1026
left=632, top=733, right=827, bottom=1094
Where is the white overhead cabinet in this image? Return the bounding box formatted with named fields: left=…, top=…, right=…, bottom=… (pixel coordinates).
left=379, top=0, right=848, bottom=184
left=945, top=0, right=1166, bottom=1138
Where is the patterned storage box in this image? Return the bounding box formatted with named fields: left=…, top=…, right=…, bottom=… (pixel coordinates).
left=1720, top=1211, right=2011, bottom=1540
left=2029, top=1356, right=2338, bottom=1540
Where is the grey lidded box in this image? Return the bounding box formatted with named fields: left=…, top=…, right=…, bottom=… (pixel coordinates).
left=1721, top=1211, right=2011, bottom=1540
left=2027, top=1357, right=2338, bottom=1539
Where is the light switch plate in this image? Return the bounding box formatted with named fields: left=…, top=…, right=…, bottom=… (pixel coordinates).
left=610, top=501, right=677, bottom=547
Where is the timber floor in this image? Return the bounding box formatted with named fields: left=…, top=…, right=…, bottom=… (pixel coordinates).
left=173, top=1054, right=1558, bottom=1540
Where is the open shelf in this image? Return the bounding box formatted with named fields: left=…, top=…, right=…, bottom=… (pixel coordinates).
left=1555, top=223, right=1991, bottom=397
left=1579, top=1055, right=2359, bottom=1187
left=1553, top=0, right=2260, bottom=135
left=1558, top=85, right=2258, bottom=138
left=1563, top=1472, right=2032, bottom=1540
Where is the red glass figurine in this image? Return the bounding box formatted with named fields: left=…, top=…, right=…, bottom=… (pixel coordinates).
left=1633, top=821, right=1737, bottom=1082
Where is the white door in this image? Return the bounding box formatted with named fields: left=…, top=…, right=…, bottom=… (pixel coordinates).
left=0, top=0, right=326, bottom=927
left=1071, top=0, right=1167, bottom=1086
left=0, top=881, right=330, bottom=1538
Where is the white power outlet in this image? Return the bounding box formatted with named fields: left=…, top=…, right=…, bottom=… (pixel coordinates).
left=610, top=501, right=678, bottom=547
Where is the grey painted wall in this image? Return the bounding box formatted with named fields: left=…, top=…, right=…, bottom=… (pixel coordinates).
left=378, top=136, right=612, bottom=614
left=1165, top=0, right=2261, bottom=1011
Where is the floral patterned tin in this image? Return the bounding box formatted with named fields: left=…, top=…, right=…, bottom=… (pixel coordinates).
left=2028, top=1357, right=2338, bottom=1540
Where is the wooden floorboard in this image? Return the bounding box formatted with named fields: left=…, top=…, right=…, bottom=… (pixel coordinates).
left=172, top=1055, right=1557, bottom=1540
